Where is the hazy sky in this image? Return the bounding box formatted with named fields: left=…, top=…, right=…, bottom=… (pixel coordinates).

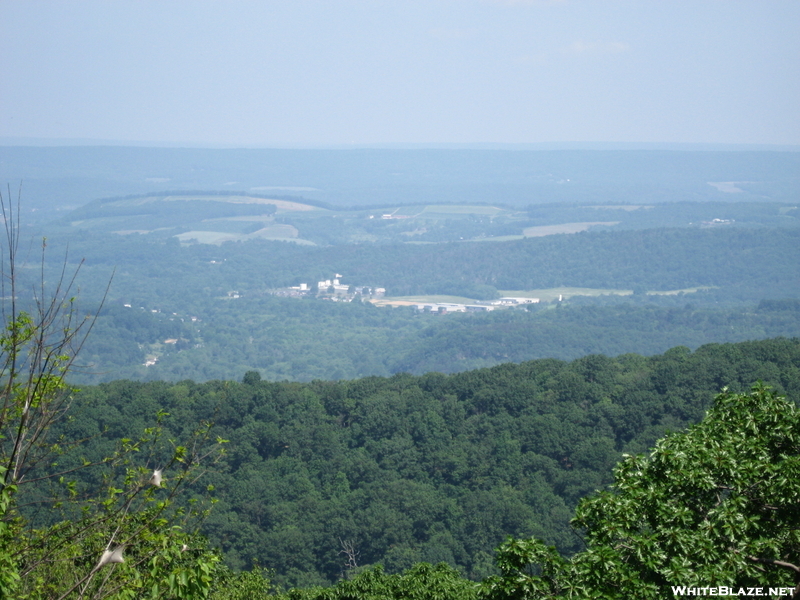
left=1, top=1, right=798, bottom=147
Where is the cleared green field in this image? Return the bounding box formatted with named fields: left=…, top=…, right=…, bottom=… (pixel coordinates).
left=99, top=195, right=323, bottom=213
left=175, top=227, right=314, bottom=246
left=373, top=289, right=663, bottom=305
left=423, top=204, right=504, bottom=215
left=251, top=224, right=301, bottom=238
left=469, top=235, right=525, bottom=242
left=523, top=222, right=620, bottom=237
left=203, top=215, right=278, bottom=222
left=71, top=216, right=136, bottom=228
left=377, top=289, right=639, bottom=305
left=647, top=286, right=717, bottom=295
left=392, top=206, right=422, bottom=216
left=583, top=205, right=652, bottom=211
left=175, top=231, right=243, bottom=244
left=500, top=286, right=713, bottom=301
left=66, top=193, right=332, bottom=241
left=500, top=287, right=633, bottom=301
left=373, top=294, right=477, bottom=305
left=160, top=195, right=321, bottom=211
left=197, top=219, right=292, bottom=235
left=375, top=205, right=507, bottom=218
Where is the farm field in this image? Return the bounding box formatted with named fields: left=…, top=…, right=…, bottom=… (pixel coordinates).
left=371, top=294, right=478, bottom=306
left=174, top=224, right=313, bottom=245
left=647, top=286, right=717, bottom=296
left=326, top=283, right=775, bottom=309
left=53, top=190, right=800, bottom=251
left=499, top=287, right=632, bottom=301
left=419, top=204, right=507, bottom=216
left=498, top=286, right=717, bottom=302
left=523, top=222, right=620, bottom=236
left=154, top=195, right=321, bottom=211
left=373, top=289, right=636, bottom=306
left=468, top=234, right=526, bottom=242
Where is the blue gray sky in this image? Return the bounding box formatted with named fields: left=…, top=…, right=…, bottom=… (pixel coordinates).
left=1, top=1, right=798, bottom=147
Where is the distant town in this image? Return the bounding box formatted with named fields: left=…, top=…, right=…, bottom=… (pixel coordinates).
left=271, top=275, right=541, bottom=313
left=126, top=273, right=546, bottom=367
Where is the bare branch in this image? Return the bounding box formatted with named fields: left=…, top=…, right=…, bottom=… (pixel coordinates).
left=747, top=555, right=800, bottom=573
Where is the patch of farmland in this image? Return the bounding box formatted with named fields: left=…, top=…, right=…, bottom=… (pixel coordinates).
left=174, top=224, right=312, bottom=246
left=202, top=215, right=279, bottom=222
left=71, top=216, right=138, bottom=228
left=372, top=294, right=477, bottom=306
left=583, top=205, right=652, bottom=211
left=392, top=206, right=423, bottom=216
left=174, top=231, right=244, bottom=245
left=499, top=287, right=633, bottom=301
left=522, top=221, right=620, bottom=237
left=498, top=286, right=713, bottom=302
left=468, top=235, right=525, bottom=242
left=420, top=205, right=505, bottom=216
left=249, top=224, right=301, bottom=239
left=647, top=286, right=717, bottom=296
left=159, top=196, right=320, bottom=211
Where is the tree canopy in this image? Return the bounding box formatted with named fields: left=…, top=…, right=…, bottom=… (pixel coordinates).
left=209, top=384, right=800, bottom=599
left=43, top=337, right=800, bottom=589
left=483, top=384, right=800, bottom=599
left=0, top=193, right=224, bottom=599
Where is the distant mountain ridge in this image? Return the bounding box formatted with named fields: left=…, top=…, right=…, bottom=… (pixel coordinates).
left=2, top=146, right=798, bottom=225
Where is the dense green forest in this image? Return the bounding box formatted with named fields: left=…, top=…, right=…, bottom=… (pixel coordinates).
left=253, top=384, right=799, bottom=599
left=51, top=337, right=800, bottom=588
left=26, top=223, right=795, bottom=305
left=75, top=297, right=800, bottom=384
left=39, top=224, right=800, bottom=304
left=4, top=217, right=793, bottom=384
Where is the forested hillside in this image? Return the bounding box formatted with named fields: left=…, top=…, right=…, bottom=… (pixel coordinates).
left=3, top=148, right=798, bottom=595
left=39, top=226, right=800, bottom=304
left=53, top=338, right=800, bottom=588
left=9, top=222, right=794, bottom=384
left=78, top=297, right=800, bottom=384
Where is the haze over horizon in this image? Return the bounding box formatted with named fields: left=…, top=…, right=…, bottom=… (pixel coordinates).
left=2, top=1, right=798, bottom=148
